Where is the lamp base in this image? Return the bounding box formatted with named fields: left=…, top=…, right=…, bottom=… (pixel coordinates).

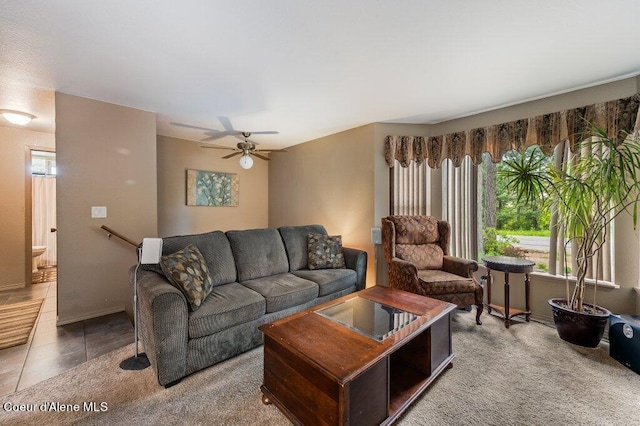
left=119, top=353, right=150, bottom=370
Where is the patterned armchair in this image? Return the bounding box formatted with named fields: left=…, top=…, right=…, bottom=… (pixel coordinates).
left=382, top=215, right=483, bottom=325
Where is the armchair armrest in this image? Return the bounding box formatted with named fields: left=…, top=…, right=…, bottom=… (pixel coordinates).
left=343, top=247, right=367, bottom=291
left=132, top=267, right=189, bottom=386
left=443, top=255, right=478, bottom=278
left=387, top=257, right=425, bottom=295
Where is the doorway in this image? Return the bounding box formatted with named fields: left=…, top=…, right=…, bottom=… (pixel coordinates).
left=29, top=150, right=57, bottom=285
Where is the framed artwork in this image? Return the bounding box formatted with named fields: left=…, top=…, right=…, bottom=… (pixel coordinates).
left=186, top=169, right=239, bottom=206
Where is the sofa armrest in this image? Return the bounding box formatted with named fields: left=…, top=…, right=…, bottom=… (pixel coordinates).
left=443, top=255, right=478, bottom=278
left=343, top=247, right=367, bottom=291
left=132, top=267, right=189, bottom=386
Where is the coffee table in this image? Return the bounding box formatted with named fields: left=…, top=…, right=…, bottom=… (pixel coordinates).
left=259, top=286, right=457, bottom=425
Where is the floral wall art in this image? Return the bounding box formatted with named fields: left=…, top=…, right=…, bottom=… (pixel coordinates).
left=186, top=169, right=239, bottom=207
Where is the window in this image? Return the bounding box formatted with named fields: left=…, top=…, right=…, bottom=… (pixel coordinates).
left=31, top=151, right=56, bottom=176
left=390, top=142, right=614, bottom=282
left=478, top=142, right=613, bottom=281
left=479, top=147, right=555, bottom=272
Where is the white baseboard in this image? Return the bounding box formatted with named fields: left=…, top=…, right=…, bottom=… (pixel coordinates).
left=56, top=305, right=126, bottom=326
left=0, top=282, right=25, bottom=291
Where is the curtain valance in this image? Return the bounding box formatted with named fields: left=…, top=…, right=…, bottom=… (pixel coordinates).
left=385, top=94, right=640, bottom=168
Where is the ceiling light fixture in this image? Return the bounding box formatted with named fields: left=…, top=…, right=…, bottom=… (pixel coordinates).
left=239, top=153, right=254, bottom=169
left=0, top=109, right=36, bottom=126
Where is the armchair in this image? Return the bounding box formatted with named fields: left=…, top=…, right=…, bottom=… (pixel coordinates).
left=382, top=215, right=483, bottom=325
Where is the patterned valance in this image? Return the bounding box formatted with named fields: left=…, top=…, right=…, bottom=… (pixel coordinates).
left=385, top=94, right=640, bottom=168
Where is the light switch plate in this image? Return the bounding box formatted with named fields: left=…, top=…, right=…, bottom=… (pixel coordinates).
left=91, top=206, right=107, bottom=218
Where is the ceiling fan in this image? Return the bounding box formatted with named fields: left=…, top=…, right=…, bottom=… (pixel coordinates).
left=201, top=132, right=287, bottom=169
left=170, top=118, right=285, bottom=169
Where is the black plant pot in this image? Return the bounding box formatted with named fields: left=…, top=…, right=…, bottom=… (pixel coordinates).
left=548, top=298, right=610, bottom=348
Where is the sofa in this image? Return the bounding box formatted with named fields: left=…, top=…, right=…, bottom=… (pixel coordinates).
left=132, top=224, right=367, bottom=387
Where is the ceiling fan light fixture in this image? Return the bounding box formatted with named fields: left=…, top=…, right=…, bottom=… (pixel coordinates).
left=239, top=154, right=253, bottom=169
left=0, top=109, right=36, bottom=126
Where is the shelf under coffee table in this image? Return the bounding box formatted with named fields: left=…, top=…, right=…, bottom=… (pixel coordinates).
left=259, top=286, right=457, bottom=425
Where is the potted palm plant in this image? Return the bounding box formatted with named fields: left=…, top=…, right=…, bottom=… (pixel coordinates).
left=500, top=123, right=640, bottom=347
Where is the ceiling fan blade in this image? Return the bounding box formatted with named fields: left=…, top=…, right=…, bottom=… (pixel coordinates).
left=252, top=153, right=271, bottom=161
left=257, top=149, right=287, bottom=153
left=170, top=122, right=217, bottom=132
left=222, top=152, right=243, bottom=159
left=200, top=145, right=236, bottom=150
left=249, top=131, right=279, bottom=135
left=201, top=131, right=236, bottom=142
left=218, top=116, right=236, bottom=132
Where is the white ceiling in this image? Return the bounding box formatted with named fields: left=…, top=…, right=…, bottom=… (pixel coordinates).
left=1, top=1, right=640, bottom=149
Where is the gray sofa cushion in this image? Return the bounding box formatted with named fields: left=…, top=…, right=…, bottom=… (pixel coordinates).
left=292, top=269, right=356, bottom=297
left=241, top=273, right=319, bottom=313
left=227, top=228, right=289, bottom=281
left=188, top=282, right=266, bottom=339
left=278, top=225, right=327, bottom=271
left=145, top=231, right=237, bottom=287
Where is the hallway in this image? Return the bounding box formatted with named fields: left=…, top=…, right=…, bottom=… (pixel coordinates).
left=0, top=276, right=133, bottom=397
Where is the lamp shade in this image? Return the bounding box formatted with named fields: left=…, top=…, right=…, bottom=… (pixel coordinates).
left=1, top=110, right=36, bottom=125
left=140, top=238, right=163, bottom=264
left=239, top=154, right=253, bottom=169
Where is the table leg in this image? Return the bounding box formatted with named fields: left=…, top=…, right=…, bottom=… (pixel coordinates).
left=525, top=272, right=531, bottom=322
left=504, top=271, right=510, bottom=328
left=486, top=269, right=492, bottom=314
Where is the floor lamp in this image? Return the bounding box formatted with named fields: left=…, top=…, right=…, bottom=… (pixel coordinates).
left=120, top=237, right=163, bottom=370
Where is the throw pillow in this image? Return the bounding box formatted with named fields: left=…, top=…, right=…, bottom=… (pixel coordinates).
left=160, top=244, right=213, bottom=311
left=307, top=233, right=346, bottom=270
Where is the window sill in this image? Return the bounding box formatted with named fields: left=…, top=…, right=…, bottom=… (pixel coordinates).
left=478, top=264, right=620, bottom=289
left=529, top=271, right=620, bottom=289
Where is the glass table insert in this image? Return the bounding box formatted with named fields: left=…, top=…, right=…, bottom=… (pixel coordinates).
left=315, top=296, right=418, bottom=341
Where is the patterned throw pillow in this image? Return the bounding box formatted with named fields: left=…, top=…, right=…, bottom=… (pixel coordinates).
left=160, top=244, right=213, bottom=312
left=307, top=233, right=346, bottom=270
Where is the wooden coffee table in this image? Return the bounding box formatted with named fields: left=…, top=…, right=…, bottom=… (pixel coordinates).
left=259, top=286, right=456, bottom=425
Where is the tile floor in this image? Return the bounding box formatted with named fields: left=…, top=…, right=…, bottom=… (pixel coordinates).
left=0, top=275, right=134, bottom=397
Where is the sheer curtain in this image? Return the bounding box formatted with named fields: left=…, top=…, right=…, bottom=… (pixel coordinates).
left=390, top=159, right=431, bottom=215
left=389, top=156, right=478, bottom=260
left=442, top=156, right=479, bottom=260
left=32, top=176, right=57, bottom=267
left=547, top=141, right=613, bottom=281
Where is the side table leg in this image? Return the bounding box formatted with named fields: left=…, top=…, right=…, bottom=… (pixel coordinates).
left=525, top=272, right=531, bottom=322
left=262, top=393, right=272, bottom=405
left=504, top=271, right=510, bottom=328
left=486, top=269, right=492, bottom=314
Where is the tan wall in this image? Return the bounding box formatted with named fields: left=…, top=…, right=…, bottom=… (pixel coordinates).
left=0, top=126, right=54, bottom=289
left=157, top=135, right=269, bottom=236
left=269, top=124, right=376, bottom=287
left=55, top=93, right=157, bottom=324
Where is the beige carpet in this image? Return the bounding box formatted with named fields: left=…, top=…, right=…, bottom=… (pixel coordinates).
left=1, top=312, right=639, bottom=425
left=0, top=299, right=44, bottom=350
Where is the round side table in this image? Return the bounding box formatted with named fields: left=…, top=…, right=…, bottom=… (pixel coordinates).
left=483, top=255, right=535, bottom=328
